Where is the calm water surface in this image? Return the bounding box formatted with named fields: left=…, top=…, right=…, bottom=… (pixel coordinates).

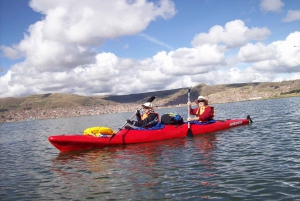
left=0, top=97, right=300, bottom=201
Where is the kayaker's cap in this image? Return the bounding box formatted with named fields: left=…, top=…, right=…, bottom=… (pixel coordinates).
left=142, top=102, right=153, bottom=108
left=195, top=95, right=206, bottom=103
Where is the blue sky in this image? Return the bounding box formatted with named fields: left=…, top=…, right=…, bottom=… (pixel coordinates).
left=0, top=0, right=300, bottom=98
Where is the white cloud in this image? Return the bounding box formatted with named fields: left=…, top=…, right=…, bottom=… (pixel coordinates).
left=0, top=0, right=177, bottom=97
left=289, top=73, right=300, bottom=80
left=282, top=9, right=300, bottom=22
left=3, top=0, right=176, bottom=72
left=0, top=6, right=299, bottom=98
left=171, top=45, right=226, bottom=69
left=260, top=0, right=284, bottom=12
left=0, top=45, right=22, bottom=60
left=238, top=42, right=275, bottom=62
left=191, top=20, right=270, bottom=48
left=17, top=21, right=97, bottom=71
left=238, top=32, right=300, bottom=73
left=29, top=0, right=176, bottom=46
left=187, top=67, right=274, bottom=86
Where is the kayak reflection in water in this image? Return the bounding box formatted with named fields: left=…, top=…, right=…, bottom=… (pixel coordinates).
left=126, top=102, right=160, bottom=129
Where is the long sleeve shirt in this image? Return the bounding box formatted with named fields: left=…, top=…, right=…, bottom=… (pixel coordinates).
left=190, top=106, right=214, bottom=122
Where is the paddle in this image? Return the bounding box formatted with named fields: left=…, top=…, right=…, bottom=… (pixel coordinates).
left=108, top=96, right=156, bottom=142
left=247, top=115, right=253, bottom=123
left=186, top=87, right=193, bottom=137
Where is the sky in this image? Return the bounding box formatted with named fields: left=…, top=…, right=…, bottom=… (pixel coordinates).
left=0, top=0, right=300, bottom=98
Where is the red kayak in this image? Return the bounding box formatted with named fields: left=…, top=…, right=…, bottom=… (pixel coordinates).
left=48, top=116, right=252, bottom=152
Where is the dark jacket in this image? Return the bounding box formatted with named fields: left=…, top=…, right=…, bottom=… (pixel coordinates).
left=133, top=112, right=159, bottom=127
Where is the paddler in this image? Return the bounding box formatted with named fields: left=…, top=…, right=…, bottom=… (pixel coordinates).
left=126, top=102, right=160, bottom=128
left=187, top=95, right=214, bottom=122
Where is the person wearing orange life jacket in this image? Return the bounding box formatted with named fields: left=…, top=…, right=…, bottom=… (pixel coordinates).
left=187, top=95, right=214, bottom=122
left=127, top=102, right=160, bottom=128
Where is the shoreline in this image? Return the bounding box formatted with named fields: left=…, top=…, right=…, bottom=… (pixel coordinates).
left=1, top=94, right=299, bottom=123
left=2, top=80, right=300, bottom=123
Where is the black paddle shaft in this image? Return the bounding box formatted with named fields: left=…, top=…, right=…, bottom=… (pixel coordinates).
left=109, top=96, right=156, bottom=142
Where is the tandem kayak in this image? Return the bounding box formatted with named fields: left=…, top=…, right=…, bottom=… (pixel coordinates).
left=48, top=116, right=252, bottom=152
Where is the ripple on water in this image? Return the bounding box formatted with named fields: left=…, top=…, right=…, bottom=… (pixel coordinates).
left=1, top=97, right=300, bottom=200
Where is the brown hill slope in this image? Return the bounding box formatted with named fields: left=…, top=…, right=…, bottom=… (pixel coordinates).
left=1, top=80, right=299, bottom=122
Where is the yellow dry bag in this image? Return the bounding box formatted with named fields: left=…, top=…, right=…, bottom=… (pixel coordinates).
left=84, top=126, right=114, bottom=137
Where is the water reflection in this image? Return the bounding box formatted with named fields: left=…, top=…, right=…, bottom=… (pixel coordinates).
left=50, top=133, right=220, bottom=199
left=2, top=97, right=300, bottom=200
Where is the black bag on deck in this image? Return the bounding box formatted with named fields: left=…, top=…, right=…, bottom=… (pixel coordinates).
left=161, top=113, right=184, bottom=125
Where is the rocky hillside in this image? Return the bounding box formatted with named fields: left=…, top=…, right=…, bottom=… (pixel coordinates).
left=1, top=80, right=300, bottom=122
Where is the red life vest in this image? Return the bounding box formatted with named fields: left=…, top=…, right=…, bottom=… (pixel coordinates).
left=195, top=106, right=214, bottom=122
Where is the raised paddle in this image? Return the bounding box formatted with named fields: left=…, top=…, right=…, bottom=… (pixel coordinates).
left=186, top=87, right=193, bottom=137
left=109, top=96, right=156, bottom=142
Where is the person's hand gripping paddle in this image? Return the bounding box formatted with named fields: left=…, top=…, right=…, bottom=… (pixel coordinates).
left=186, top=87, right=193, bottom=137
left=109, top=96, right=156, bottom=142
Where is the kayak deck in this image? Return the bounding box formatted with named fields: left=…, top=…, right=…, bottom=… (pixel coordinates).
left=48, top=117, right=251, bottom=152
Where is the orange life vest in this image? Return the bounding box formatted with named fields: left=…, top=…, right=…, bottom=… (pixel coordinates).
left=141, top=111, right=160, bottom=121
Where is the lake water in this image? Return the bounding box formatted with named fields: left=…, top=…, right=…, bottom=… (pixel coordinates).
left=0, top=97, right=300, bottom=201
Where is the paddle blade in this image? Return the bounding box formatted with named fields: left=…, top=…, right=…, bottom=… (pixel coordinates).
left=147, top=96, right=156, bottom=103
left=247, top=115, right=253, bottom=123
left=186, top=128, right=193, bottom=137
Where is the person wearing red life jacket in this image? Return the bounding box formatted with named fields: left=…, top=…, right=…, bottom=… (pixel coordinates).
left=187, top=95, right=214, bottom=122
left=127, top=102, right=160, bottom=128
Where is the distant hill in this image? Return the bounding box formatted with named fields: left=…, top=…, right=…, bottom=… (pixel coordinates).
left=104, top=79, right=300, bottom=105
left=1, top=79, right=300, bottom=113
left=102, top=88, right=187, bottom=103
